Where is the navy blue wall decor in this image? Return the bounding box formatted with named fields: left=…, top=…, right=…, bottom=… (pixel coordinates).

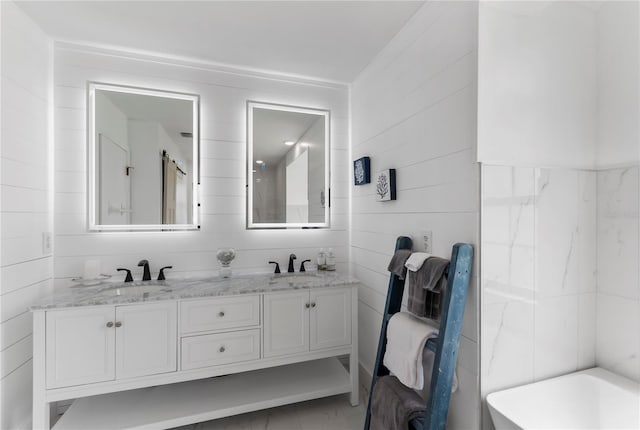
left=376, top=169, right=396, bottom=201
left=354, top=156, right=371, bottom=185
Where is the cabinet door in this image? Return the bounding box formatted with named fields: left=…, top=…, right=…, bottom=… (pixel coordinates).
left=46, top=307, right=115, bottom=388
left=263, top=291, right=309, bottom=357
left=310, top=288, right=352, bottom=350
left=115, top=302, right=177, bottom=379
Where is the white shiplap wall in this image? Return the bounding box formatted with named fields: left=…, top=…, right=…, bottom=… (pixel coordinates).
left=53, top=45, right=349, bottom=285
left=350, top=2, right=480, bottom=428
left=0, top=2, right=53, bottom=429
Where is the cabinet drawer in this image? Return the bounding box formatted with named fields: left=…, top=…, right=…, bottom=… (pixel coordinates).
left=181, top=329, right=260, bottom=370
left=180, top=295, right=260, bottom=334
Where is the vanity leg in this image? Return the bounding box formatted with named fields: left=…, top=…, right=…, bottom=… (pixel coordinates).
left=33, top=311, right=50, bottom=429
left=349, top=350, right=359, bottom=406
left=349, top=287, right=359, bottom=406
left=32, top=401, right=51, bottom=430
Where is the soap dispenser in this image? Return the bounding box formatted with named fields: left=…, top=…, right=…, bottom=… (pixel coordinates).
left=326, top=248, right=336, bottom=271
left=317, top=248, right=326, bottom=271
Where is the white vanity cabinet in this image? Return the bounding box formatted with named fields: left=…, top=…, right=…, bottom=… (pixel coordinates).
left=32, top=281, right=358, bottom=430
left=263, top=287, right=351, bottom=357
left=45, top=302, right=177, bottom=389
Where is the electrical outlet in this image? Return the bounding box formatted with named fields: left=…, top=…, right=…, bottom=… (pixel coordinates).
left=42, top=232, right=52, bottom=254
left=420, top=230, right=432, bottom=253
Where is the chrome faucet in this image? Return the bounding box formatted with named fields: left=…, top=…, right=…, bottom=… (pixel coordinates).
left=287, top=254, right=297, bottom=273
left=137, top=259, right=151, bottom=281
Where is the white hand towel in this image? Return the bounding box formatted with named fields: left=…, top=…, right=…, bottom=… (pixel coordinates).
left=383, top=312, right=438, bottom=390
left=405, top=252, right=431, bottom=272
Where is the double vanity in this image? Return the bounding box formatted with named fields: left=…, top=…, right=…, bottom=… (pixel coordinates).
left=31, top=272, right=359, bottom=430
left=31, top=81, right=346, bottom=429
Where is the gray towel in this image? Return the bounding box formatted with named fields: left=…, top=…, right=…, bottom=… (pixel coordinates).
left=370, top=375, right=425, bottom=430
left=417, top=256, right=449, bottom=292
left=407, top=257, right=449, bottom=320
left=387, top=249, right=412, bottom=279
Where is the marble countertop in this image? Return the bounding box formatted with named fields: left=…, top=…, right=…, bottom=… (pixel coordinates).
left=30, top=271, right=360, bottom=311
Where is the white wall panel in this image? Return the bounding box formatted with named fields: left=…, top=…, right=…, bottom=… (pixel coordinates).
left=53, top=45, right=349, bottom=283
left=596, top=1, right=640, bottom=167
left=0, top=335, right=32, bottom=379
left=0, top=360, right=32, bottom=430
left=351, top=1, right=480, bottom=427
left=477, top=1, right=598, bottom=168
left=1, top=311, right=32, bottom=352
left=0, top=3, right=52, bottom=429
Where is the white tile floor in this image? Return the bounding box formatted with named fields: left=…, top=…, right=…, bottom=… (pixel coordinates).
left=170, top=388, right=368, bottom=430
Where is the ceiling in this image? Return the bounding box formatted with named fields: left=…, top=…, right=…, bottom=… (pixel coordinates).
left=253, top=107, right=321, bottom=167
left=100, top=89, right=194, bottom=161
left=16, top=1, right=424, bottom=83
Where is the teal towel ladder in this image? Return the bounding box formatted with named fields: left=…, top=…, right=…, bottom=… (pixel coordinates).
left=363, top=236, right=474, bottom=430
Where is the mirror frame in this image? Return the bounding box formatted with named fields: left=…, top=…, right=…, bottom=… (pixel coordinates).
left=246, top=101, right=330, bottom=229
left=87, top=82, right=200, bottom=231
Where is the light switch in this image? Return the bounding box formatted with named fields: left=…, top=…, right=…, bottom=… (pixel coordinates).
left=420, top=230, right=432, bottom=253
left=42, top=232, right=52, bottom=254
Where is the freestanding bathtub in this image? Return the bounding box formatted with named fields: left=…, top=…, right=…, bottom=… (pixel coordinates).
left=487, top=367, right=640, bottom=429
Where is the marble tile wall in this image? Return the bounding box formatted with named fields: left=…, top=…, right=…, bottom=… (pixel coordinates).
left=596, top=166, right=640, bottom=382
left=481, top=165, right=597, bottom=421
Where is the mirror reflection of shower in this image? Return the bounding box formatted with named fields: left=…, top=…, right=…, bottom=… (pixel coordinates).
left=247, top=102, right=329, bottom=229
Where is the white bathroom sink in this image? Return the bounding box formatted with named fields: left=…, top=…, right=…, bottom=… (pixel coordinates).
left=269, top=274, right=319, bottom=284
left=102, top=282, right=173, bottom=296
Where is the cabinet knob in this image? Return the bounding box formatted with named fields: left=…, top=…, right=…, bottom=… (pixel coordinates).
left=106, top=321, right=114, bottom=328
left=218, top=311, right=225, bottom=317
left=311, top=302, right=316, bottom=308
left=305, top=303, right=310, bottom=308
left=115, top=321, right=122, bottom=328
left=219, top=346, right=226, bottom=353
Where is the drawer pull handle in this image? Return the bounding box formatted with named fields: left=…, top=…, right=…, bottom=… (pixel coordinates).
left=218, top=311, right=225, bottom=317
left=219, top=346, right=226, bottom=353
left=305, top=303, right=310, bottom=308
left=106, top=321, right=114, bottom=328
left=115, top=321, right=122, bottom=328
left=311, top=302, right=316, bottom=308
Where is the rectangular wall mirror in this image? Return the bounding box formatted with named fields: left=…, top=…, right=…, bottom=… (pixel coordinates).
left=88, top=83, right=200, bottom=231
left=247, top=101, right=330, bottom=229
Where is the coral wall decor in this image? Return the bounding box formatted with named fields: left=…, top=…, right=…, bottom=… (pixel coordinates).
left=354, top=156, right=371, bottom=185
left=376, top=169, right=396, bottom=201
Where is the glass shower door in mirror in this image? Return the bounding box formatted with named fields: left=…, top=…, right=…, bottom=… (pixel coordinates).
left=88, top=83, right=200, bottom=231
left=247, top=101, right=330, bottom=229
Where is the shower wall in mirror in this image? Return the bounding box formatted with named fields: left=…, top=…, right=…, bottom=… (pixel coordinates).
left=88, top=83, right=200, bottom=231
left=247, top=101, right=330, bottom=229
